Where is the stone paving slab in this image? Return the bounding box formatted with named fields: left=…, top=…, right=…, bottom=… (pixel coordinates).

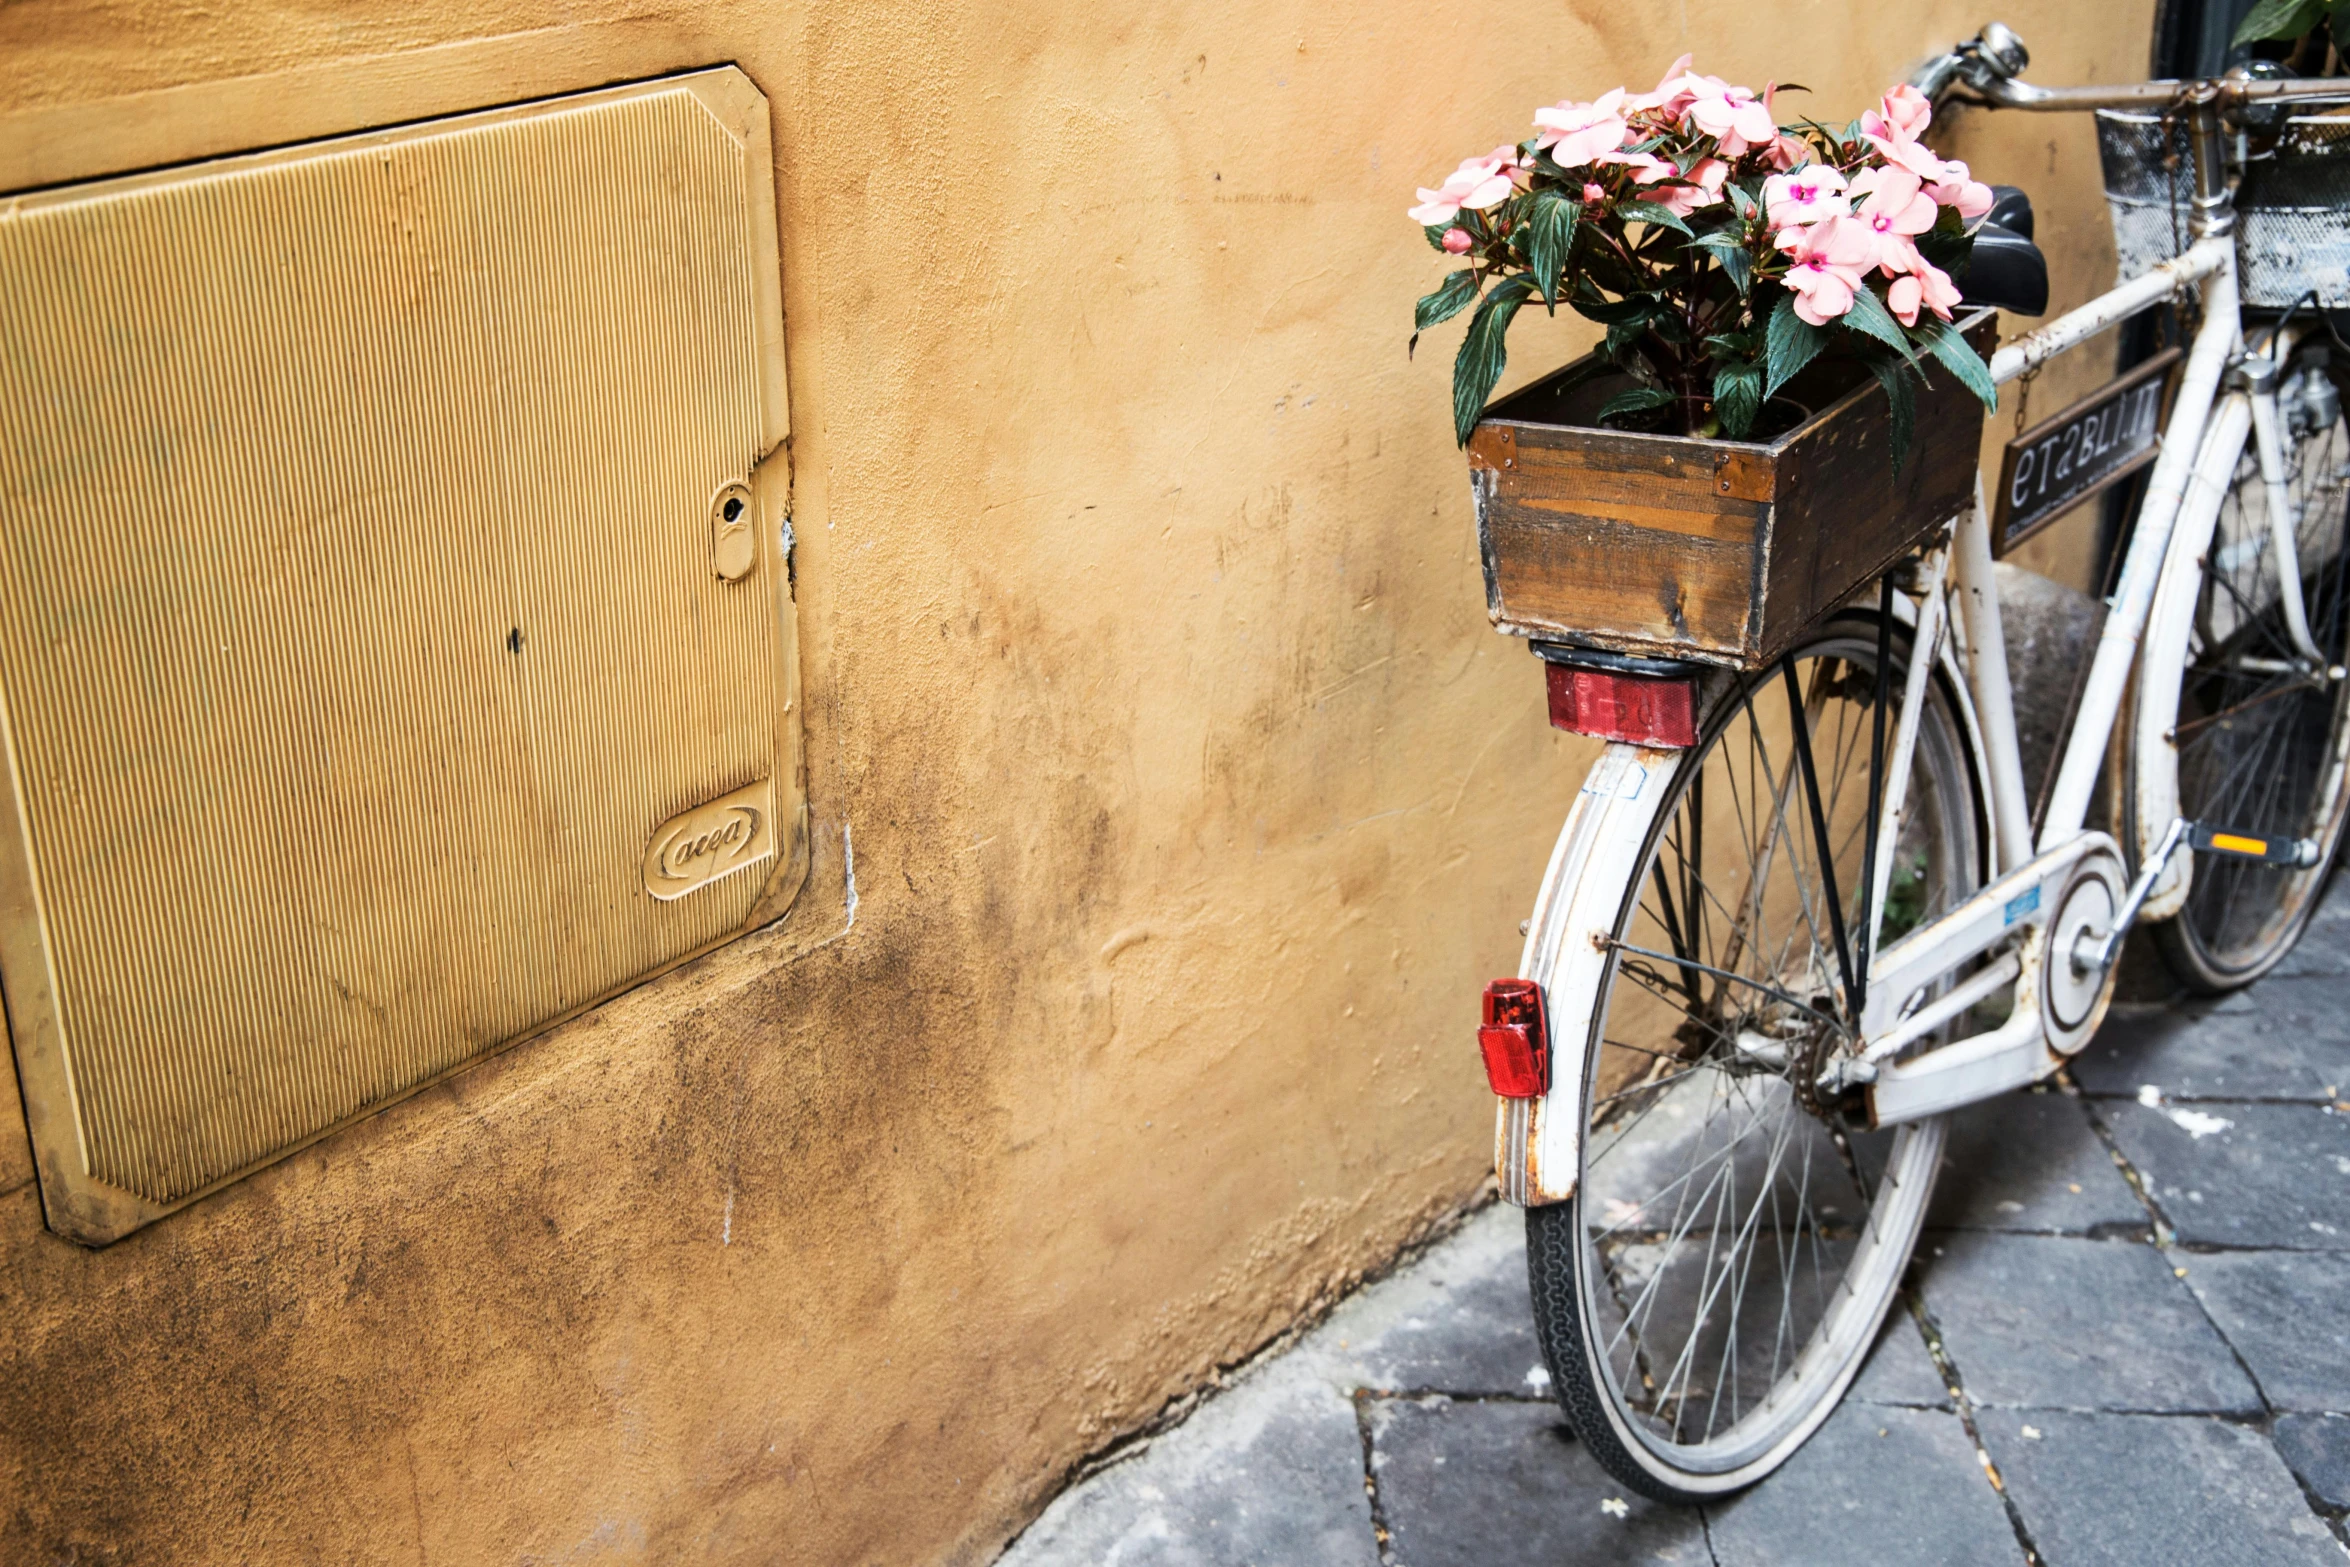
left=1000, top=878, right=2350, bottom=1565
left=2098, top=1099, right=2350, bottom=1250
left=2070, top=993, right=2340, bottom=1103
left=1001, top=1355, right=1380, bottom=1567
left=2276, top=888, right=2350, bottom=978
left=1861, top=1088, right=2145, bottom=1235
left=1976, top=1409, right=2348, bottom=1567
left=2183, top=1249, right=2350, bottom=1413
left=1847, top=1310, right=1952, bottom=1409
left=1703, top=1403, right=2019, bottom=1566
left=1917, top=1231, right=2260, bottom=1413
left=1365, top=1397, right=1709, bottom=1567
left=2278, top=1414, right=2350, bottom=1511
left=1300, top=1207, right=1544, bottom=1399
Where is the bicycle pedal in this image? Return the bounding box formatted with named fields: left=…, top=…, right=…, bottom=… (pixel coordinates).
left=2187, top=822, right=2323, bottom=868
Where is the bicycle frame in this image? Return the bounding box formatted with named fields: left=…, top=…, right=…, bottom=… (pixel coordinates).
left=1500, top=68, right=2344, bottom=1201
left=1860, top=233, right=2239, bottom=1122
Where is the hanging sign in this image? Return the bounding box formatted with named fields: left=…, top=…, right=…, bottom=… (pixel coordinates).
left=1992, top=347, right=2183, bottom=555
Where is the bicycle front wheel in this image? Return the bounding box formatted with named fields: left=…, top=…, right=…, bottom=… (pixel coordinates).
left=1526, top=615, right=1985, bottom=1501
left=2135, top=344, right=2350, bottom=991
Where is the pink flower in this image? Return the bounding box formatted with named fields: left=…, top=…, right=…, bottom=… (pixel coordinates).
left=1535, top=87, right=1631, bottom=168
left=1648, top=156, right=1730, bottom=217
left=1864, top=83, right=1934, bottom=142
left=1581, top=181, right=1606, bottom=205
left=1763, top=165, right=1849, bottom=229
left=1927, top=166, right=1996, bottom=221
left=1595, top=148, right=1676, bottom=181
left=1408, top=147, right=1523, bottom=226
left=1776, top=217, right=1872, bottom=325
left=1625, top=53, right=1697, bottom=113
left=1678, top=76, right=1777, bottom=156
left=1850, top=166, right=1940, bottom=267
left=1860, top=103, right=1961, bottom=187
left=1766, top=133, right=1812, bottom=171
left=1441, top=227, right=1474, bottom=254
left=1887, top=255, right=1964, bottom=325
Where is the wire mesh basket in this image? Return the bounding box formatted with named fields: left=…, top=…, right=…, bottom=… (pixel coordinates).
left=2096, top=105, right=2350, bottom=309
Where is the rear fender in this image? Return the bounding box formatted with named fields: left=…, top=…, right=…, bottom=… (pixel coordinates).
left=1497, top=743, right=1682, bottom=1206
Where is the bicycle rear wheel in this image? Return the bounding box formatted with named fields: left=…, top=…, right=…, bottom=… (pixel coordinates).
left=1526, top=615, right=1985, bottom=1501
left=2135, top=345, right=2350, bottom=991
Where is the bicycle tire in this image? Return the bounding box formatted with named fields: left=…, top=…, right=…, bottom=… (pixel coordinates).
left=1524, top=613, right=1985, bottom=1501
left=2127, top=344, right=2350, bottom=992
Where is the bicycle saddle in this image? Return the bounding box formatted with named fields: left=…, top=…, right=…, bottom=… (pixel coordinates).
left=1958, top=184, right=2049, bottom=316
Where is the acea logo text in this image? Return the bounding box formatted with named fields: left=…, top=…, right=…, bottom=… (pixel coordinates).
left=642, top=778, right=776, bottom=901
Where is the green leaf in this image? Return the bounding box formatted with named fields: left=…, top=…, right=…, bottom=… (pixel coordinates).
left=1604, top=319, right=1649, bottom=361
left=1618, top=200, right=1694, bottom=237
left=1692, top=232, right=1754, bottom=296
left=1525, top=191, right=1579, bottom=310
left=2233, top=0, right=2326, bottom=44
left=1414, top=271, right=1480, bottom=332
left=1596, top=386, right=1675, bottom=426
left=1452, top=277, right=1537, bottom=446
left=1725, top=181, right=1758, bottom=220
left=1713, top=362, right=1763, bottom=439
left=1868, top=356, right=1916, bottom=476
left=1764, top=294, right=1826, bottom=398
left=1914, top=317, right=2000, bottom=411
left=1841, top=287, right=1922, bottom=365
left=1572, top=292, right=1660, bottom=326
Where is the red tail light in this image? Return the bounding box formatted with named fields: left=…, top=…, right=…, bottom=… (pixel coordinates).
left=1545, top=663, right=1697, bottom=748
left=1478, top=979, right=1550, bottom=1098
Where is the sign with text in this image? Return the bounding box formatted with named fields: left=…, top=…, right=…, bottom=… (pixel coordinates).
left=1993, top=347, right=2182, bottom=556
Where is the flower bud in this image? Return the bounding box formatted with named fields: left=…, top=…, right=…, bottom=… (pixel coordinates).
left=1582, top=182, right=1606, bottom=205
left=1441, top=227, right=1474, bottom=254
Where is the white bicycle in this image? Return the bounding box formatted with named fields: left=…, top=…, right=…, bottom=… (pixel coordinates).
left=1500, top=27, right=2350, bottom=1499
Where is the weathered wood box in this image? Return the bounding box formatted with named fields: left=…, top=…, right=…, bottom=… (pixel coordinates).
left=1467, top=313, right=1996, bottom=670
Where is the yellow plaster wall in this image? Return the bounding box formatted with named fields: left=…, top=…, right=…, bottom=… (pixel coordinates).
left=0, top=3, right=2150, bottom=1561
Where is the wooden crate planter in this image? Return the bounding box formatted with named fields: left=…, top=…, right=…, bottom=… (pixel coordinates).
left=1468, top=313, right=1997, bottom=670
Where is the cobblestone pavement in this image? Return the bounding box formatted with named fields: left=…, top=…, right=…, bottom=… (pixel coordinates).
left=1000, top=882, right=2350, bottom=1566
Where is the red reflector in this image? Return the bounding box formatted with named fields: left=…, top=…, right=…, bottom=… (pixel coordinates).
left=1545, top=663, right=1697, bottom=748
left=1479, top=979, right=1550, bottom=1098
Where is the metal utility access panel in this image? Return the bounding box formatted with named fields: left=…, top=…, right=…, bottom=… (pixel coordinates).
left=0, top=68, right=805, bottom=1244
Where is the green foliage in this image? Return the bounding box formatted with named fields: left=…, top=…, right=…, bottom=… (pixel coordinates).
left=1453, top=277, right=1537, bottom=446
left=1764, top=295, right=1827, bottom=398
left=1841, top=288, right=1921, bottom=366
left=1414, top=271, right=1481, bottom=332
left=1596, top=385, right=1676, bottom=426
left=1868, top=356, right=1916, bottom=475
left=1712, top=361, right=1763, bottom=438
left=2231, top=0, right=2346, bottom=45
left=1616, top=200, right=1694, bottom=237
left=1689, top=232, right=1752, bottom=295
left=1915, top=317, right=1999, bottom=411
left=1524, top=191, right=1579, bottom=309
left=1572, top=291, right=1662, bottom=326
left=1604, top=319, right=1651, bottom=360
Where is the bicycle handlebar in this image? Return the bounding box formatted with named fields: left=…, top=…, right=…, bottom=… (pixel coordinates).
left=1912, top=23, right=2350, bottom=239
left=1913, top=21, right=2350, bottom=117
left=1951, top=75, right=2350, bottom=114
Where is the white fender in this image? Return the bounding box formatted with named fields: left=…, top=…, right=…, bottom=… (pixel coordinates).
left=1496, top=583, right=1991, bottom=1206
left=1497, top=743, right=1681, bottom=1206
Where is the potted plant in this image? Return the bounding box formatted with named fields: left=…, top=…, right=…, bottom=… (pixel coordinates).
left=1412, top=63, right=2004, bottom=667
